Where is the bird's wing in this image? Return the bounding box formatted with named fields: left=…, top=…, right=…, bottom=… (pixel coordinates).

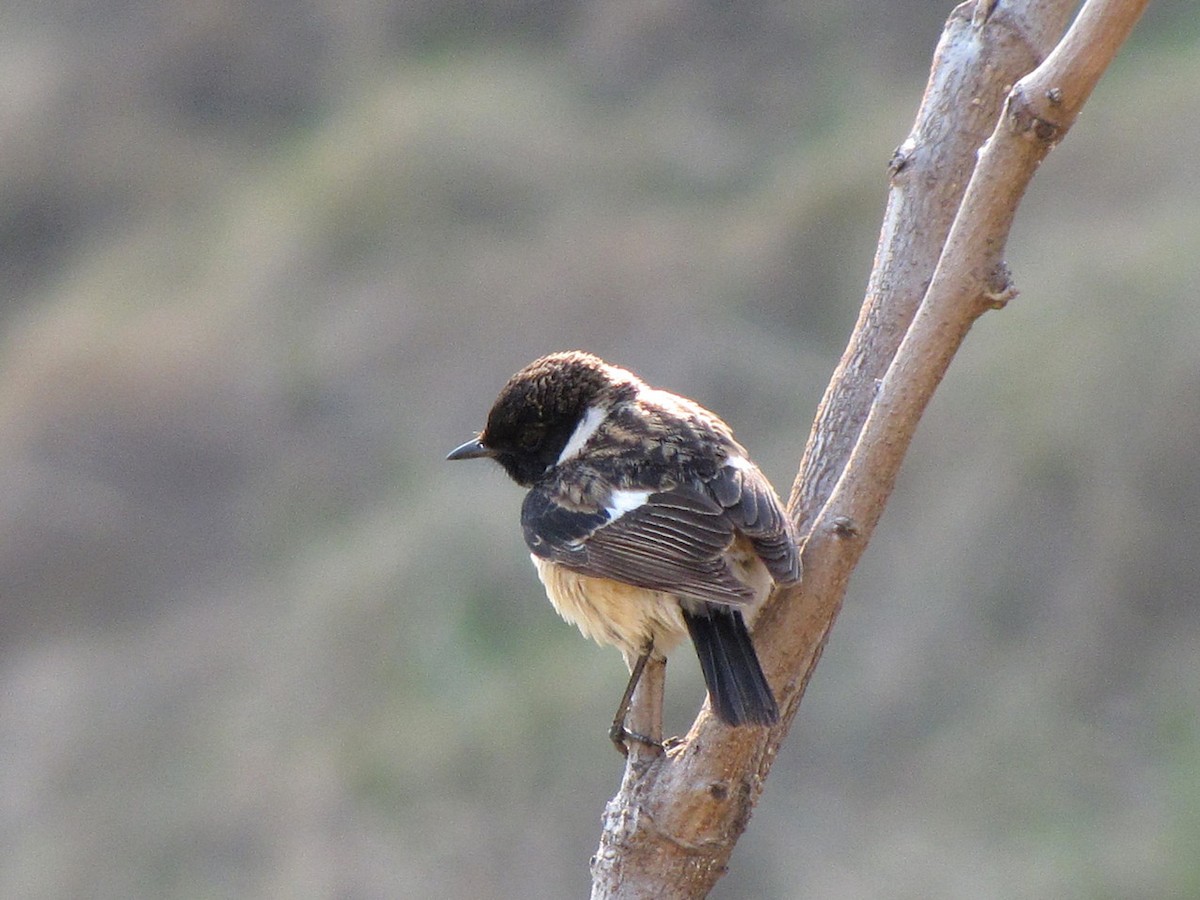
left=521, top=460, right=799, bottom=607
left=708, top=460, right=802, bottom=586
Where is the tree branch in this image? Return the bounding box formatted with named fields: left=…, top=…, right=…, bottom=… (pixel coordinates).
left=789, top=0, right=1079, bottom=536
left=590, top=2, right=1151, bottom=897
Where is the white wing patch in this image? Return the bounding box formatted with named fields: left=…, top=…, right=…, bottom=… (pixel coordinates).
left=605, top=488, right=653, bottom=520
left=555, top=404, right=607, bottom=466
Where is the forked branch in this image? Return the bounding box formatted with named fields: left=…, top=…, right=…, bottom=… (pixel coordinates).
left=591, top=2, right=1152, bottom=897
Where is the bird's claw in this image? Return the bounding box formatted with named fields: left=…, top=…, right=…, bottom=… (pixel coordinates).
left=609, top=722, right=664, bottom=757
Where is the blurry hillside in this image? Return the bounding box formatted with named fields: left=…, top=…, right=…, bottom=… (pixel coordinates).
left=1, top=1, right=1198, bottom=897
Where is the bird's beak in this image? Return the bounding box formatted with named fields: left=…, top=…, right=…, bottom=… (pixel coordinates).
left=446, top=437, right=494, bottom=461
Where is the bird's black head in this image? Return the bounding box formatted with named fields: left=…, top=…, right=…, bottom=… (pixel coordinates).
left=447, top=351, right=635, bottom=486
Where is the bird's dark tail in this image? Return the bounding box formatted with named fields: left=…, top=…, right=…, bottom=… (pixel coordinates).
left=682, top=605, right=779, bottom=727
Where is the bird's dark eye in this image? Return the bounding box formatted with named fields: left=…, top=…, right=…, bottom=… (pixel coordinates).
left=518, top=427, right=543, bottom=450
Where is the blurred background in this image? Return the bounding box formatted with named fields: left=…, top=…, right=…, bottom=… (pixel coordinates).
left=1, top=1, right=1197, bottom=897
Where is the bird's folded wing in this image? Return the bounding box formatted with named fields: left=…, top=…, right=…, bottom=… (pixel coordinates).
left=521, top=460, right=798, bottom=607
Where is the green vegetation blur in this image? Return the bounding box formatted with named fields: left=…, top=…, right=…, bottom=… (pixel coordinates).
left=1, top=2, right=1197, bottom=897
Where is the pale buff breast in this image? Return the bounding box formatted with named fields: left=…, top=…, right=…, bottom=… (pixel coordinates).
left=530, top=556, right=689, bottom=665
left=724, top=534, right=775, bottom=606
left=530, top=534, right=775, bottom=667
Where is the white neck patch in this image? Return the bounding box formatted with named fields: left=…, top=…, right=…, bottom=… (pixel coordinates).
left=555, top=404, right=607, bottom=466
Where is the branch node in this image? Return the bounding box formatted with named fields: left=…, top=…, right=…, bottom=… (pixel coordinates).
left=983, top=261, right=1018, bottom=309
left=830, top=516, right=860, bottom=539
left=888, top=137, right=917, bottom=180
left=1006, top=84, right=1062, bottom=145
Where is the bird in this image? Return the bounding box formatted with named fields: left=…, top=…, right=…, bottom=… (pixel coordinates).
left=447, top=350, right=800, bottom=752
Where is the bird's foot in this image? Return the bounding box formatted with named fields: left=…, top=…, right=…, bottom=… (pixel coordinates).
left=608, top=722, right=664, bottom=757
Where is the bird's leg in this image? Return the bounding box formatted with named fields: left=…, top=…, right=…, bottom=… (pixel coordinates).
left=610, top=644, right=666, bottom=757
left=609, top=650, right=649, bottom=755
